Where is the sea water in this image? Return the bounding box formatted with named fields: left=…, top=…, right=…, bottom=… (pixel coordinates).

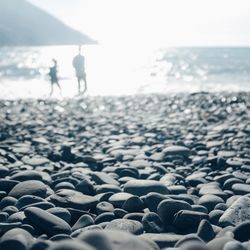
left=0, top=45, right=250, bottom=98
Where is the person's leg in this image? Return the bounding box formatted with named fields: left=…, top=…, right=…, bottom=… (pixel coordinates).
left=77, top=78, right=81, bottom=94
left=50, top=83, right=54, bottom=97
left=56, top=81, right=62, bottom=97
left=82, top=77, right=87, bottom=94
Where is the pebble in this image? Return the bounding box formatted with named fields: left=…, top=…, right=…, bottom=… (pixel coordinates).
left=197, top=219, right=216, bottom=242
left=105, top=218, right=144, bottom=235
left=219, top=196, right=250, bottom=226
left=78, top=230, right=159, bottom=250
left=157, top=199, right=192, bottom=224
left=47, top=239, right=96, bottom=250
left=198, top=194, right=225, bottom=212
left=8, top=180, right=47, bottom=199
left=121, top=195, right=144, bottom=212
left=0, top=228, right=34, bottom=250
left=24, top=207, right=72, bottom=237
left=48, top=189, right=98, bottom=210
left=123, top=179, right=169, bottom=196
left=173, top=210, right=209, bottom=232
left=231, top=183, right=250, bottom=195
left=233, top=221, right=250, bottom=242
left=142, top=212, right=164, bottom=233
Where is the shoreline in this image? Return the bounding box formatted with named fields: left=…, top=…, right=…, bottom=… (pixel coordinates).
left=0, top=92, right=250, bottom=249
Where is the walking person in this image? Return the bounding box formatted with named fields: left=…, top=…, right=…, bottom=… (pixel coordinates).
left=72, top=46, right=87, bottom=95
left=48, top=59, right=62, bottom=97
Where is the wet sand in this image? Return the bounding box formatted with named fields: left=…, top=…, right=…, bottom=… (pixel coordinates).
left=0, top=92, right=250, bottom=250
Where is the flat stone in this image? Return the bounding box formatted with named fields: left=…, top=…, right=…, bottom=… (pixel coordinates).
left=124, top=179, right=169, bottom=196
left=219, top=196, right=250, bottom=226
left=48, top=189, right=97, bottom=210
left=24, top=207, right=72, bottom=237
left=22, top=156, right=50, bottom=166
left=9, top=170, right=43, bottom=181
left=108, top=192, right=134, bottom=208
left=163, top=145, right=190, bottom=157
left=91, top=172, right=119, bottom=186
left=47, top=207, right=72, bottom=224
left=47, top=239, right=96, bottom=250
left=231, top=183, right=250, bottom=195
left=79, top=230, right=158, bottom=250
left=198, top=194, right=224, bottom=212
left=9, top=180, right=47, bottom=199
left=139, top=233, right=183, bottom=249
left=105, top=218, right=143, bottom=235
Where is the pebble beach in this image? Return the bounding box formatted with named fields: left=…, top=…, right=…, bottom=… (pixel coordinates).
left=0, top=92, right=250, bottom=250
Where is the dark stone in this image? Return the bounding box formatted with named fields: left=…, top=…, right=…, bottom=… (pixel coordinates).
left=142, top=212, right=164, bottom=233
left=16, top=195, right=45, bottom=210
left=0, top=196, right=17, bottom=209
left=47, top=207, right=72, bottom=224
left=122, top=195, right=144, bottom=212
left=9, top=180, right=47, bottom=199
left=108, top=192, right=134, bottom=208
left=96, top=201, right=114, bottom=215
left=123, top=212, right=144, bottom=222
left=209, top=209, right=224, bottom=225
left=142, top=192, right=166, bottom=212
left=233, top=220, right=250, bottom=242
left=24, top=207, right=72, bottom=237
left=72, top=214, right=94, bottom=231
left=157, top=199, right=192, bottom=224
left=48, top=189, right=97, bottom=211
left=124, top=179, right=169, bottom=196
left=173, top=210, right=209, bottom=232
left=0, top=228, right=33, bottom=250
left=198, top=194, right=225, bottom=212
left=0, top=179, right=19, bottom=193
left=95, top=212, right=115, bottom=224
left=197, top=219, right=215, bottom=242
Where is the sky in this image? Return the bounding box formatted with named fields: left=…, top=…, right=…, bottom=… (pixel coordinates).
left=29, top=0, right=250, bottom=47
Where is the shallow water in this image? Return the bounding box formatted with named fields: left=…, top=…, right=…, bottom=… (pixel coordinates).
left=0, top=45, right=250, bottom=98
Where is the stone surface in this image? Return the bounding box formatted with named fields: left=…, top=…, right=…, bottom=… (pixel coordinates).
left=105, top=218, right=143, bottom=235
left=157, top=199, right=192, bottom=224
left=48, top=189, right=98, bottom=210
left=219, top=197, right=250, bottom=226
left=9, top=180, right=47, bottom=199
left=24, top=207, right=72, bottom=236
left=123, top=179, right=169, bottom=196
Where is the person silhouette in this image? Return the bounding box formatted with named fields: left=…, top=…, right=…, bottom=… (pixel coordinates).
left=48, top=59, right=62, bottom=97
left=72, top=46, right=87, bottom=94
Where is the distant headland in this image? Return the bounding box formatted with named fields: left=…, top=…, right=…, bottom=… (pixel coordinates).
left=0, top=0, right=97, bottom=46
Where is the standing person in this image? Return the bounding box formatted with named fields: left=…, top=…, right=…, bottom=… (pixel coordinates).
left=72, top=46, right=87, bottom=94
left=48, top=59, right=62, bottom=97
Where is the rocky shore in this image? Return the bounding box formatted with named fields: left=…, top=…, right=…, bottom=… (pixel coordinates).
left=0, top=92, right=250, bottom=250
